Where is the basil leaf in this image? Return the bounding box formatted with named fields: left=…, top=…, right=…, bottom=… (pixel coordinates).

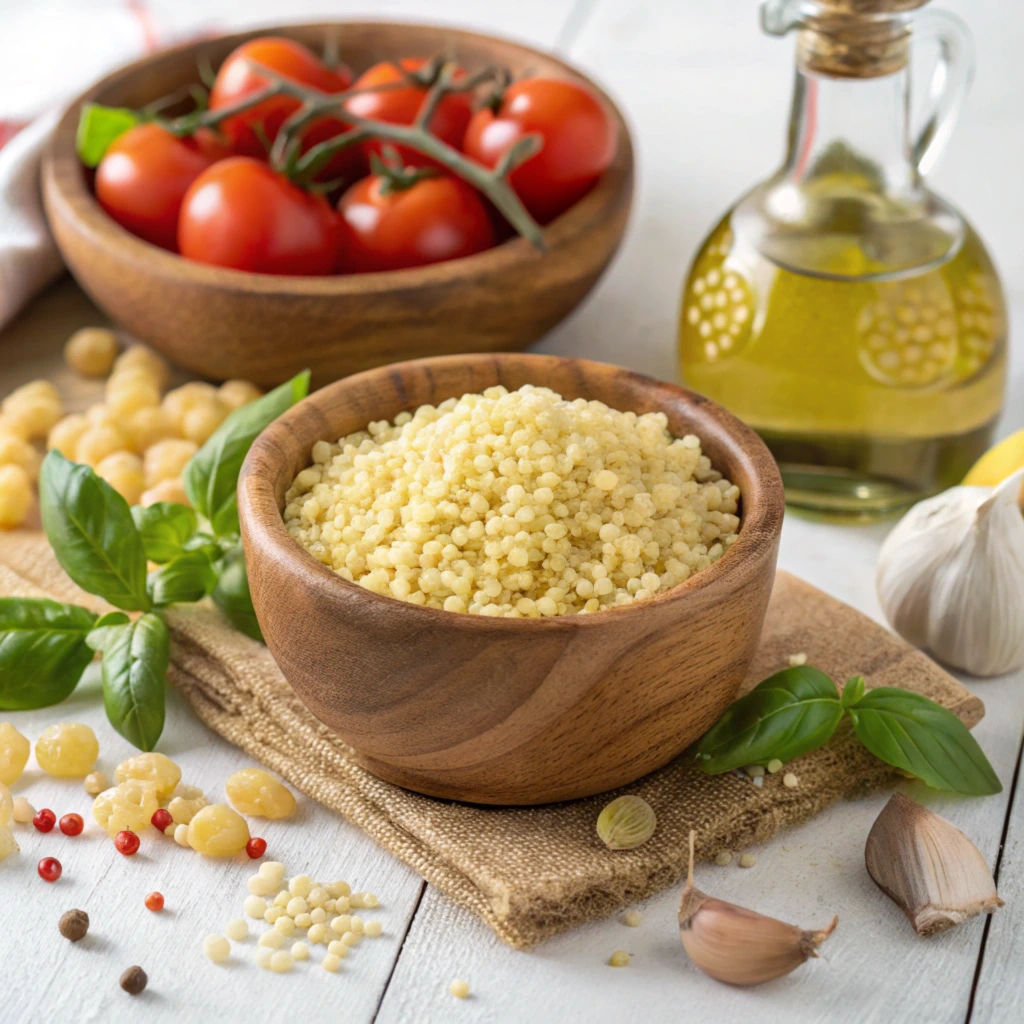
left=76, top=103, right=140, bottom=167
left=131, top=503, right=198, bottom=564
left=0, top=598, right=98, bottom=710
left=841, top=675, right=866, bottom=709
left=848, top=687, right=1002, bottom=795
left=694, top=666, right=844, bottom=774
left=148, top=550, right=218, bottom=607
left=184, top=371, right=310, bottom=538
left=90, top=613, right=168, bottom=751
left=39, top=452, right=150, bottom=611
left=212, top=546, right=263, bottom=642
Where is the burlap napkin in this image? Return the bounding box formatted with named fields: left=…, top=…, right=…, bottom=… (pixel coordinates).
left=0, top=532, right=983, bottom=949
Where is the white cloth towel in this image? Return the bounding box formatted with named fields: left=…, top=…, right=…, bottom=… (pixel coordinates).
left=0, top=111, right=63, bottom=332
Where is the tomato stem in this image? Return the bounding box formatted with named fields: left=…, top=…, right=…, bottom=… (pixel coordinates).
left=154, top=57, right=548, bottom=250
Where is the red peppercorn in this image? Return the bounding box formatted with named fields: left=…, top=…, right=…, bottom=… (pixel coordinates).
left=38, top=856, right=62, bottom=882
left=151, top=808, right=173, bottom=832
left=59, top=813, right=84, bottom=837
left=245, top=837, right=267, bottom=859
left=33, top=808, right=56, bottom=833
left=114, top=830, right=141, bottom=856
left=144, top=891, right=165, bottom=912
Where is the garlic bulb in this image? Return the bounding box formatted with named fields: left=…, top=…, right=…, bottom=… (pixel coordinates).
left=876, top=469, right=1024, bottom=676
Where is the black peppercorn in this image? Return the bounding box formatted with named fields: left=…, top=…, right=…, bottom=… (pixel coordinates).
left=58, top=909, right=89, bottom=942
left=119, top=966, right=148, bottom=995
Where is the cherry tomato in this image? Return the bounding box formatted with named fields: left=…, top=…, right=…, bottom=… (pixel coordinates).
left=95, top=123, right=218, bottom=250
left=209, top=36, right=353, bottom=161
left=179, top=157, right=339, bottom=276
left=463, top=78, right=616, bottom=224
left=344, top=58, right=472, bottom=168
left=336, top=173, right=495, bottom=273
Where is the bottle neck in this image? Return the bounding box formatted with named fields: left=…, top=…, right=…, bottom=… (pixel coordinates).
left=779, top=65, right=920, bottom=201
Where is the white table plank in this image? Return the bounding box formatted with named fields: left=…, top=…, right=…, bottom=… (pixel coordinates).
left=970, top=755, right=1024, bottom=1023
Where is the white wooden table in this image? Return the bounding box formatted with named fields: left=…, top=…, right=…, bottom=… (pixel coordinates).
left=2, top=2, right=1022, bottom=1022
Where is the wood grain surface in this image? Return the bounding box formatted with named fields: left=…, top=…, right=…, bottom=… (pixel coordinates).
left=238, top=352, right=785, bottom=804
left=41, top=21, right=634, bottom=388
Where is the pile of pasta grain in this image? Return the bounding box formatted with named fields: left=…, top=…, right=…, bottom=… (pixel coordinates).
left=283, top=385, right=741, bottom=617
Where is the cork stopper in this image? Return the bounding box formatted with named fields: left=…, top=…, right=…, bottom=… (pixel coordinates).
left=765, top=0, right=931, bottom=78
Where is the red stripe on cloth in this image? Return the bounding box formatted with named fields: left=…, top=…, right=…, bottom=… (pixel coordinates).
left=126, top=0, right=161, bottom=53
left=0, top=120, right=28, bottom=150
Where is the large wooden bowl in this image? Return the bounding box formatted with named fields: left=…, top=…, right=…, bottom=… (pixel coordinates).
left=41, top=22, right=634, bottom=389
left=238, top=354, right=784, bottom=805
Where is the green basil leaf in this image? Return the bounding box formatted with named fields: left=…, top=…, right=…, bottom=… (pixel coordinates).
left=131, top=503, right=198, bottom=564
left=212, top=546, right=263, bottom=642
left=76, top=103, right=140, bottom=167
left=39, top=452, right=150, bottom=611
left=694, top=666, right=843, bottom=774
left=841, top=675, right=866, bottom=709
left=0, top=598, right=98, bottom=710
left=184, top=370, right=310, bottom=538
left=148, top=549, right=218, bottom=607
left=848, top=687, right=1002, bottom=795
left=91, top=613, right=168, bottom=751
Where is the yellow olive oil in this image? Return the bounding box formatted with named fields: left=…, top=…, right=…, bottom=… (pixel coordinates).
left=679, top=212, right=1006, bottom=515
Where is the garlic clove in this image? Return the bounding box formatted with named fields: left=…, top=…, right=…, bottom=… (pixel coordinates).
left=876, top=468, right=1024, bottom=677
left=678, top=832, right=837, bottom=986
left=865, top=793, right=1002, bottom=937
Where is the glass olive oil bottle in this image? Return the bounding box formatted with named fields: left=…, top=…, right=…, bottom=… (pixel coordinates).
left=679, top=0, right=1006, bottom=516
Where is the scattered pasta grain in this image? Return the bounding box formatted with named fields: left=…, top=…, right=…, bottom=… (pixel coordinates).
left=609, top=951, right=630, bottom=967
left=449, top=979, right=470, bottom=999
left=739, top=853, right=757, bottom=868
left=622, top=911, right=642, bottom=927
left=715, top=851, right=733, bottom=866
left=783, top=773, right=799, bottom=789
left=788, top=652, right=808, bottom=666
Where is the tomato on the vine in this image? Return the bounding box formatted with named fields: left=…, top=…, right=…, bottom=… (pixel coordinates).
left=344, top=58, right=473, bottom=168
left=178, top=157, right=340, bottom=275
left=336, top=172, right=495, bottom=273
left=209, top=36, right=354, bottom=173
left=95, top=123, right=219, bottom=250
left=463, top=78, right=616, bottom=224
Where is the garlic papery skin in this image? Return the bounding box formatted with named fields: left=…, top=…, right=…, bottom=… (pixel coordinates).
left=865, top=793, right=1002, bottom=937
left=678, top=832, right=837, bottom=986
left=876, top=469, right=1024, bottom=676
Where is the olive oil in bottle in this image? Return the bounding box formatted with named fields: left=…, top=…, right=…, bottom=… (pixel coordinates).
left=678, top=0, right=1007, bottom=516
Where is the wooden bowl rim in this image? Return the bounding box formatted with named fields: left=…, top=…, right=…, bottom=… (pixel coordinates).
left=239, top=353, right=785, bottom=632
left=42, top=19, right=634, bottom=295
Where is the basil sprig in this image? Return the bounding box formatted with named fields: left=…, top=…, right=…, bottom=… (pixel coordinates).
left=694, top=667, right=844, bottom=773
left=185, top=371, right=310, bottom=538
left=0, top=599, right=99, bottom=710
left=694, top=667, right=1001, bottom=796
left=40, top=452, right=150, bottom=611
left=0, top=370, right=309, bottom=749
left=88, top=613, right=168, bottom=752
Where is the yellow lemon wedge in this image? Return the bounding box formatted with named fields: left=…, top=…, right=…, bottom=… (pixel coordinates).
left=963, top=429, right=1024, bottom=493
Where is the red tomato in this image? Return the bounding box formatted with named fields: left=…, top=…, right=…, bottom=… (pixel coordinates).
left=463, top=78, right=616, bottom=224
left=209, top=36, right=354, bottom=169
left=336, top=173, right=495, bottom=273
left=95, top=123, right=217, bottom=250
left=178, top=157, right=339, bottom=276
left=344, top=58, right=472, bottom=168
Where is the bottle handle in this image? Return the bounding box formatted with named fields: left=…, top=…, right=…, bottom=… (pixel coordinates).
left=910, top=9, right=975, bottom=178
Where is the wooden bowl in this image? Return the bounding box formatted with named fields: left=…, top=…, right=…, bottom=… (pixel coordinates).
left=238, top=354, right=784, bottom=805
left=41, top=22, right=634, bottom=389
